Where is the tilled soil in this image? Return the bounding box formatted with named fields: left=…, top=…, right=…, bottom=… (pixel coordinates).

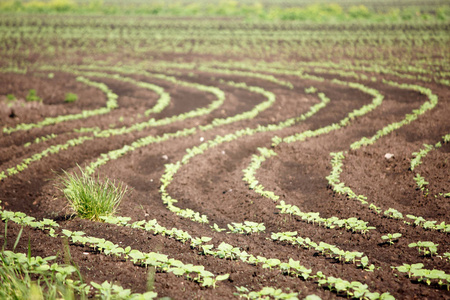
left=1, top=56, right=449, bottom=299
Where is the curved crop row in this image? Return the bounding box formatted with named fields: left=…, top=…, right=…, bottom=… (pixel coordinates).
left=0, top=207, right=229, bottom=290
left=1, top=75, right=119, bottom=134
left=0, top=68, right=226, bottom=180
left=326, top=81, right=449, bottom=234
left=410, top=133, right=450, bottom=198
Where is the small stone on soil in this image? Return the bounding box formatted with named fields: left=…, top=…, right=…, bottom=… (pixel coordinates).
left=384, top=153, right=394, bottom=159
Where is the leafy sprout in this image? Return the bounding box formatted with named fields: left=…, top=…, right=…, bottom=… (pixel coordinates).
left=408, top=241, right=439, bottom=256
left=381, top=233, right=402, bottom=245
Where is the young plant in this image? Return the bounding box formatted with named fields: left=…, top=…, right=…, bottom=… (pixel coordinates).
left=210, top=223, right=226, bottom=232
left=394, top=263, right=424, bottom=278
left=384, top=208, right=403, bottom=219
left=58, top=166, right=128, bottom=221
left=91, top=281, right=157, bottom=299
left=414, top=173, right=429, bottom=193
left=227, top=221, right=266, bottom=235
left=234, top=286, right=299, bottom=299
left=64, top=92, right=78, bottom=103
left=25, top=89, right=42, bottom=102
left=406, top=214, right=426, bottom=227
left=443, top=252, right=450, bottom=262
left=304, top=86, right=317, bottom=94
left=408, top=241, right=438, bottom=256
left=369, top=203, right=382, bottom=214
left=381, top=233, right=402, bottom=245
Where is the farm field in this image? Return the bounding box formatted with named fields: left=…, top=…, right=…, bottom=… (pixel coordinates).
left=0, top=1, right=450, bottom=299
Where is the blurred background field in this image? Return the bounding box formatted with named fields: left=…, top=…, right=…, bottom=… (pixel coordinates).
left=1, top=0, right=449, bottom=22
left=1, top=0, right=449, bottom=73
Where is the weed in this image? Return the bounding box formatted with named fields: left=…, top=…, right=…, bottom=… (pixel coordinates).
left=64, top=92, right=78, bottom=103
left=58, top=166, right=127, bottom=221
left=25, top=89, right=42, bottom=102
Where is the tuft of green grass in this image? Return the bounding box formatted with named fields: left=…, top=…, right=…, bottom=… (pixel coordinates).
left=64, top=92, right=78, bottom=103
left=58, top=167, right=127, bottom=221
left=6, top=94, right=16, bottom=101
left=26, top=89, right=42, bottom=102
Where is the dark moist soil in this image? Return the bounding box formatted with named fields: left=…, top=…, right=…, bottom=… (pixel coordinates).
left=1, top=61, right=449, bottom=300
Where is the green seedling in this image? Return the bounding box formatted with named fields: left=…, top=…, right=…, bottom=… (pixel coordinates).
left=444, top=134, right=450, bottom=143
left=369, top=203, right=382, bottom=214
left=190, top=237, right=212, bottom=249
left=262, top=258, right=281, bottom=270
left=272, top=231, right=369, bottom=269
left=202, top=274, right=229, bottom=289
left=304, top=86, right=317, bottom=93
left=406, top=214, right=426, bottom=227
left=408, top=241, right=438, bottom=256
left=211, top=223, right=226, bottom=232
left=234, top=286, right=299, bottom=300
left=384, top=208, right=403, bottom=219
left=443, top=252, right=450, bottom=262
left=99, top=215, right=131, bottom=226
left=381, top=233, right=402, bottom=245
left=90, top=281, right=157, bottom=299
left=227, top=221, right=265, bottom=235
left=414, top=173, right=429, bottom=192
left=411, top=144, right=434, bottom=171
left=394, top=263, right=450, bottom=289
left=405, top=214, right=450, bottom=232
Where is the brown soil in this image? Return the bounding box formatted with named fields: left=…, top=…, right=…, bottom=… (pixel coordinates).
left=1, top=33, right=449, bottom=300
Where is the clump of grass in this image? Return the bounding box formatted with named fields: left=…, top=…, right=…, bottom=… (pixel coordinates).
left=64, top=92, right=78, bottom=103
left=6, top=94, right=16, bottom=101
left=5, top=94, right=16, bottom=107
left=26, top=89, right=42, bottom=102
left=58, top=167, right=127, bottom=221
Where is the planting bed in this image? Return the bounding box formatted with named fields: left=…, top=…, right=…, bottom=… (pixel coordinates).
left=0, top=10, right=449, bottom=300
